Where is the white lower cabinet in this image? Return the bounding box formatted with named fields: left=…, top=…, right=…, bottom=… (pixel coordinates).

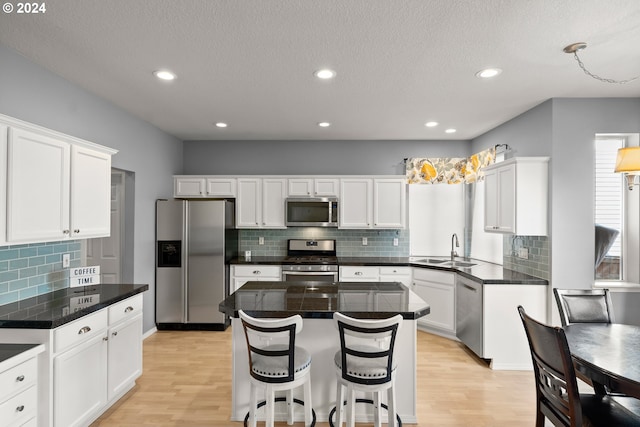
left=338, top=266, right=379, bottom=282
left=412, top=268, right=456, bottom=338
left=0, top=293, right=143, bottom=427
left=0, top=345, right=43, bottom=427
left=230, top=265, right=282, bottom=293
left=379, top=266, right=412, bottom=287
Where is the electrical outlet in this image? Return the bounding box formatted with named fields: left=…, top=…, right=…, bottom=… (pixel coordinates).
left=518, top=247, right=529, bottom=259
left=258, top=236, right=264, bottom=245
left=62, top=253, right=71, bottom=268
left=362, top=237, right=368, bottom=246
left=393, top=238, right=399, bottom=246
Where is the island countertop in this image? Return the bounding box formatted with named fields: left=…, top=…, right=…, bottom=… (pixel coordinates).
left=219, top=281, right=430, bottom=320
left=0, top=284, right=149, bottom=329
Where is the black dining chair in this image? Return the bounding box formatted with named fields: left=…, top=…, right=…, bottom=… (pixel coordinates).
left=553, top=288, right=615, bottom=327
left=517, top=306, right=640, bottom=427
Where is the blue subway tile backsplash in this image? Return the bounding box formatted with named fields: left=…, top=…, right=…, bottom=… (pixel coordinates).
left=239, top=228, right=410, bottom=257
left=0, top=241, right=81, bottom=306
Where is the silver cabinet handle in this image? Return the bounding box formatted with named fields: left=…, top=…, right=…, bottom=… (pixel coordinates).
left=78, top=326, right=91, bottom=334
left=16, top=405, right=24, bottom=412
left=253, top=270, right=261, bottom=275
left=74, top=229, right=80, bottom=234
left=16, top=375, right=25, bottom=382
left=103, top=336, right=109, bottom=341
left=63, top=229, right=70, bottom=234
left=463, top=284, right=478, bottom=292
left=125, top=306, right=134, bottom=313
left=355, top=271, right=362, bottom=276
left=112, top=331, right=118, bottom=337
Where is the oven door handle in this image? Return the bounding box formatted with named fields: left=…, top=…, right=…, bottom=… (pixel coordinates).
left=282, top=271, right=336, bottom=276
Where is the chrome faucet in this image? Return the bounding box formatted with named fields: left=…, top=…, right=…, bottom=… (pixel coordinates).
left=451, top=233, right=459, bottom=261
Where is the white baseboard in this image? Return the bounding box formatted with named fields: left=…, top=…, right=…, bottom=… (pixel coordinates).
left=143, top=327, right=157, bottom=340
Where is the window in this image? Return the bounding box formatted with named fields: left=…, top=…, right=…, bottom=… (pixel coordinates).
left=594, top=134, right=640, bottom=282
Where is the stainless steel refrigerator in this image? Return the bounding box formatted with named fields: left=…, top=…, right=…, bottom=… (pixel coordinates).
left=155, top=199, right=238, bottom=330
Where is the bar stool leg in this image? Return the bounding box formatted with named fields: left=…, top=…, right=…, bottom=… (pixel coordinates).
left=249, top=384, right=258, bottom=427
left=265, top=386, right=275, bottom=427
left=303, top=377, right=313, bottom=426
left=335, top=381, right=345, bottom=427
left=373, top=391, right=381, bottom=427
left=346, top=385, right=356, bottom=427
left=387, top=386, right=397, bottom=427
left=286, top=388, right=294, bottom=425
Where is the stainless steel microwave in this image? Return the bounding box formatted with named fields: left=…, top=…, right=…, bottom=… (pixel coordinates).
left=285, top=197, right=338, bottom=227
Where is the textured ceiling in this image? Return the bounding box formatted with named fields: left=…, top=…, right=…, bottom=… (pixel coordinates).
left=0, top=0, right=639, bottom=141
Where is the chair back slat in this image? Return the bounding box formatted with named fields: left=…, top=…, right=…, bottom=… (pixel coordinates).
left=518, top=306, right=583, bottom=427
left=239, top=310, right=301, bottom=384
left=334, top=312, right=403, bottom=386
left=553, top=288, right=614, bottom=327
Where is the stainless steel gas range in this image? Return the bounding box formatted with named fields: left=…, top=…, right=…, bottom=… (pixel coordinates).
left=281, top=239, right=338, bottom=282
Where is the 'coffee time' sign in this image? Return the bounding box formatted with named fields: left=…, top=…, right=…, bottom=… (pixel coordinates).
left=70, top=266, right=101, bottom=288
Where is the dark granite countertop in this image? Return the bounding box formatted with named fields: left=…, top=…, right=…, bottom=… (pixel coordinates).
left=0, top=284, right=149, bottom=329
left=0, top=343, right=43, bottom=366
left=219, top=280, right=430, bottom=320
left=230, top=256, right=547, bottom=285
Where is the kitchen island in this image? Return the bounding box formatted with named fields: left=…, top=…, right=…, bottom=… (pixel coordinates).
left=219, top=280, right=430, bottom=424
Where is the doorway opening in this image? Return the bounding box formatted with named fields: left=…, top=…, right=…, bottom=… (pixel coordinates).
left=82, top=168, right=135, bottom=283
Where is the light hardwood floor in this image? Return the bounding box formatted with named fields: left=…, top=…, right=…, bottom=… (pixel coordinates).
left=92, top=328, right=537, bottom=426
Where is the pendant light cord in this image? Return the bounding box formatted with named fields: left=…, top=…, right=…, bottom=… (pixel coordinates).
left=572, top=51, right=639, bottom=84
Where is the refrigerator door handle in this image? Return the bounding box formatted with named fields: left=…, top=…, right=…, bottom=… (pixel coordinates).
left=183, top=201, right=189, bottom=324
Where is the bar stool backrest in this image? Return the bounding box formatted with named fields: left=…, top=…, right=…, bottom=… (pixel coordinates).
left=239, top=310, right=303, bottom=384
left=333, top=312, right=403, bottom=386
left=553, top=288, right=614, bottom=327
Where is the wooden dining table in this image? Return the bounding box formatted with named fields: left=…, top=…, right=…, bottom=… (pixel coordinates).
left=564, top=323, right=640, bottom=399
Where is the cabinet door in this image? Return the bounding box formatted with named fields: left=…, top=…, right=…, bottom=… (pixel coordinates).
left=413, top=279, right=455, bottom=332
left=70, top=145, right=112, bottom=239
left=373, top=179, right=406, bottom=229
left=262, top=178, right=287, bottom=228
left=483, top=168, right=499, bottom=231
left=496, top=165, right=516, bottom=232
left=288, top=178, right=313, bottom=196
left=314, top=178, right=339, bottom=196
left=339, top=179, right=372, bottom=228
left=54, top=333, right=107, bottom=427
left=237, top=179, right=262, bottom=228
left=206, top=178, right=236, bottom=197
left=174, top=177, right=206, bottom=197
left=7, top=127, right=70, bottom=243
left=107, top=315, right=142, bottom=401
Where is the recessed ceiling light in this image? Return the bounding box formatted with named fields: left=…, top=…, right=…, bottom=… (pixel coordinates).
left=318, top=122, right=331, bottom=127
left=445, top=128, right=457, bottom=134
left=215, top=122, right=228, bottom=128
left=425, top=121, right=439, bottom=127
left=314, top=69, right=336, bottom=80
left=475, top=68, right=502, bottom=78
left=153, top=70, right=176, bottom=81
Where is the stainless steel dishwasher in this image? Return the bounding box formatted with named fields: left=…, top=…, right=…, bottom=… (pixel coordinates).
left=456, top=276, right=484, bottom=358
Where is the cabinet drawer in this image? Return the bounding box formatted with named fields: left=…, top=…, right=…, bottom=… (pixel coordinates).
left=339, top=266, right=379, bottom=280
left=413, top=268, right=455, bottom=285
left=0, top=385, right=37, bottom=427
left=108, top=294, right=143, bottom=326
left=54, top=310, right=107, bottom=353
left=233, top=265, right=281, bottom=278
left=0, top=357, right=37, bottom=403
left=379, top=266, right=411, bottom=276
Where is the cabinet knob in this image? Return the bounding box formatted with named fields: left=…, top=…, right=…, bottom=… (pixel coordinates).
left=16, top=375, right=25, bottom=382
left=355, top=271, right=362, bottom=276
left=78, top=326, right=91, bottom=334
left=112, top=331, right=118, bottom=337
left=253, top=270, right=261, bottom=275
left=74, top=229, right=80, bottom=234
left=103, top=336, right=109, bottom=341
left=16, top=405, right=24, bottom=412
left=63, top=229, right=70, bottom=234
left=125, top=306, right=134, bottom=313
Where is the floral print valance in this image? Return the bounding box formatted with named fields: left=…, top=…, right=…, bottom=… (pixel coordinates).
left=406, top=146, right=496, bottom=184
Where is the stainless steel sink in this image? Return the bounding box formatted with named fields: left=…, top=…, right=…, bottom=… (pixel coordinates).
left=446, top=261, right=477, bottom=268
left=416, top=258, right=448, bottom=264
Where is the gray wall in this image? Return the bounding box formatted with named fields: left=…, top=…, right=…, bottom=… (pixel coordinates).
left=470, top=97, right=640, bottom=325
left=183, top=139, right=471, bottom=175
left=0, top=44, right=183, bottom=333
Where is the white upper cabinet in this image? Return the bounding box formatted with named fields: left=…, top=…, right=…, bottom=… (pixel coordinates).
left=340, top=177, right=406, bottom=229
left=236, top=178, right=262, bottom=228
left=287, top=178, right=338, bottom=197
left=2, top=114, right=116, bottom=244
left=261, top=178, right=287, bottom=228
left=173, top=176, right=237, bottom=198
left=483, top=157, right=549, bottom=236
